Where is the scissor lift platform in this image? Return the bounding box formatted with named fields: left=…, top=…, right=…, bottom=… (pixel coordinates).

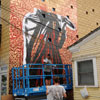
left=12, top=64, right=73, bottom=98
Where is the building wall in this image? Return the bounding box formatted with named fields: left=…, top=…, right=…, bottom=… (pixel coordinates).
left=1, top=95, right=13, bottom=100
left=9, top=0, right=78, bottom=92
left=9, top=0, right=78, bottom=66
left=77, top=0, right=100, bottom=38
left=0, top=0, right=77, bottom=99
left=0, top=0, right=1, bottom=24
left=72, top=34, right=100, bottom=100
left=0, top=0, right=10, bottom=97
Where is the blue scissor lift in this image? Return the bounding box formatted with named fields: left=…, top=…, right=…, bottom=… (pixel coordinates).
left=12, top=64, right=73, bottom=100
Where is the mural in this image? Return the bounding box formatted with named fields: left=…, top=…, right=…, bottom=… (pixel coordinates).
left=23, top=8, right=75, bottom=64
left=9, top=0, right=77, bottom=92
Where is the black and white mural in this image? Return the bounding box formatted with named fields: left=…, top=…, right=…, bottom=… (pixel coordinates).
left=22, top=8, right=75, bottom=64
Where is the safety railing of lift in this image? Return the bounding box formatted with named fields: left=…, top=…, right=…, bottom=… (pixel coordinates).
left=12, top=64, right=73, bottom=96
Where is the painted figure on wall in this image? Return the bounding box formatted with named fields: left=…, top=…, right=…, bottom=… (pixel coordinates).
left=9, top=0, right=77, bottom=93
left=23, top=8, right=75, bottom=65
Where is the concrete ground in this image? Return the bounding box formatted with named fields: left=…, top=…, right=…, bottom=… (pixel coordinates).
left=14, top=95, right=47, bottom=100
left=28, top=95, right=47, bottom=100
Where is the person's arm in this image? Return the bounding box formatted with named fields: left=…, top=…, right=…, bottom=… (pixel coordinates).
left=62, top=87, right=67, bottom=98
left=63, top=92, right=67, bottom=98
left=46, top=86, right=49, bottom=95
left=43, top=58, right=48, bottom=63
left=46, top=90, right=49, bottom=95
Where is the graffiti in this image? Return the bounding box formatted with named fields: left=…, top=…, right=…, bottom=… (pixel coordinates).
left=23, top=8, right=75, bottom=64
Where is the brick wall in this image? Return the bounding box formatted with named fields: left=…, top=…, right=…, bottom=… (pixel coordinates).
left=9, top=0, right=78, bottom=67
left=1, top=0, right=78, bottom=99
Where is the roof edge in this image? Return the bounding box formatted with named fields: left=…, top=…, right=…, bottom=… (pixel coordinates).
left=67, top=26, right=100, bottom=49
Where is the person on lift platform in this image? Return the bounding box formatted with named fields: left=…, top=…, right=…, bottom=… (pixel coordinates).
left=43, top=54, right=54, bottom=85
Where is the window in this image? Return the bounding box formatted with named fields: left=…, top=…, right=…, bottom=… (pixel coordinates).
left=52, top=8, right=55, bottom=12
left=0, top=65, right=7, bottom=96
left=41, top=0, right=45, bottom=2
left=42, top=13, right=46, bottom=18
left=1, top=65, right=7, bottom=72
left=75, top=58, right=98, bottom=87
left=1, top=74, right=7, bottom=95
